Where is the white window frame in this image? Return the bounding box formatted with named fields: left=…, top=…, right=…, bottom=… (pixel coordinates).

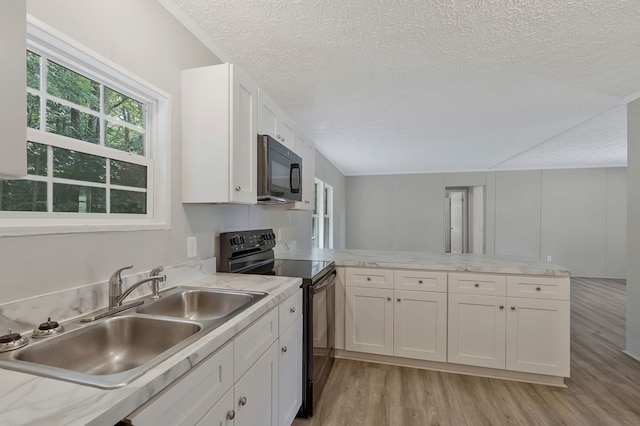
left=0, top=16, right=171, bottom=236
left=312, top=178, right=333, bottom=249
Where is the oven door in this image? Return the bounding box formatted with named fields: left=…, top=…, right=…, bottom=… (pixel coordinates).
left=308, top=269, right=336, bottom=415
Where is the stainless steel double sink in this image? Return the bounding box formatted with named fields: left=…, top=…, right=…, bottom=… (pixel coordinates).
left=0, top=287, right=267, bottom=388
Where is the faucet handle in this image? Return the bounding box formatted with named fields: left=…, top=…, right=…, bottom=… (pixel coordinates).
left=149, top=266, right=164, bottom=277
left=110, top=265, right=133, bottom=285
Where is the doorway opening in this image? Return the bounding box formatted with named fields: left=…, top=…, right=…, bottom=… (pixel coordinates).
left=444, top=186, right=485, bottom=254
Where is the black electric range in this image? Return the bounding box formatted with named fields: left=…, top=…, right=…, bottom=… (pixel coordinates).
left=219, top=229, right=336, bottom=418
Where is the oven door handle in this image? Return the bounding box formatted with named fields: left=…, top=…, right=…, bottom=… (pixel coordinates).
left=312, top=269, right=337, bottom=294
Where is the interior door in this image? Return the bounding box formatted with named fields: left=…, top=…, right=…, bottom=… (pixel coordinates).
left=450, top=192, right=464, bottom=254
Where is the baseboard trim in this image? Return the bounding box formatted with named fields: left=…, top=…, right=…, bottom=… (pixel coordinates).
left=335, top=349, right=567, bottom=388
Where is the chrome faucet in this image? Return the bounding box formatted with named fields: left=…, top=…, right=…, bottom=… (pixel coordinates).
left=108, top=265, right=166, bottom=309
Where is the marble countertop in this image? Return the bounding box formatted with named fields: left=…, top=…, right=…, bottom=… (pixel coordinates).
left=0, top=273, right=301, bottom=426
left=278, top=249, right=570, bottom=276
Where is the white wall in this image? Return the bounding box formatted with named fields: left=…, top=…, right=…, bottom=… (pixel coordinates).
left=0, top=0, right=345, bottom=304
left=346, top=167, right=626, bottom=278
left=626, top=98, right=640, bottom=357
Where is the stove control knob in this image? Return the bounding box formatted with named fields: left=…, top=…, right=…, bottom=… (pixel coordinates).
left=241, top=236, right=246, bottom=244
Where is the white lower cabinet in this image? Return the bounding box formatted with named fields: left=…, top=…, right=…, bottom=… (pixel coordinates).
left=278, top=316, right=303, bottom=425
left=448, top=279, right=570, bottom=377
left=234, top=342, right=279, bottom=426
left=126, top=289, right=305, bottom=426
left=394, top=290, right=447, bottom=362
left=345, top=287, right=394, bottom=355
left=447, top=293, right=506, bottom=369
left=345, top=271, right=447, bottom=362
left=505, top=297, right=570, bottom=376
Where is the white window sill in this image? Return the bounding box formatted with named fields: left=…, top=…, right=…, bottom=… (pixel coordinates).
left=0, top=220, right=170, bottom=237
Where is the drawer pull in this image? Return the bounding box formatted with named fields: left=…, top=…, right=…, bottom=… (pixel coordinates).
left=387, top=297, right=392, bottom=301
left=366, top=277, right=371, bottom=281
left=474, top=283, right=480, bottom=288
left=290, top=307, right=296, bottom=314
left=282, top=346, right=288, bottom=353
left=397, top=298, right=401, bottom=302
left=227, top=410, right=236, bottom=420
left=511, top=306, right=516, bottom=311
left=235, top=185, right=241, bottom=191
left=239, top=396, right=247, bottom=406
left=418, top=280, right=423, bottom=284
left=499, top=305, right=504, bottom=310
left=536, top=286, right=541, bottom=291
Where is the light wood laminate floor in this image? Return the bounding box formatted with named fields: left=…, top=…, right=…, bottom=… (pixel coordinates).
left=294, top=277, right=640, bottom=426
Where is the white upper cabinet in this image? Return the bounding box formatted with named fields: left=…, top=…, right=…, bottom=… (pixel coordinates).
left=257, top=89, right=295, bottom=150
left=0, top=1, right=27, bottom=178
left=182, top=63, right=258, bottom=204
left=292, top=131, right=315, bottom=211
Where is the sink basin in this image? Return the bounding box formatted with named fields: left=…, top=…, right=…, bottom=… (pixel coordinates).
left=2, top=316, right=201, bottom=388
left=137, top=288, right=267, bottom=321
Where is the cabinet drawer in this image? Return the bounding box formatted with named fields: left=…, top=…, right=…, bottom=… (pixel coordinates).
left=279, top=288, right=302, bottom=334
left=449, top=273, right=506, bottom=296
left=394, top=270, right=447, bottom=292
left=234, top=308, right=278, bottom=380
left=127, top=342, right=233, bottom=425
left=506, top=276, right=570, bottom=300
left=346, top=268, right=394, bottom=289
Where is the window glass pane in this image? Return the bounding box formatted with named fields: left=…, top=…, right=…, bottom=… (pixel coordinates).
left=324, top=187, right=328, bottom=210
left=53, top=183, right=105, bottom=213
left=313, top=182, right=318, bottom=214
left=53, top=147, right=106, bottom=183
left=47, top=60, right=100, bottom=111
left=324, top=217, right=330, bottom=247
left=27, top=93, right=40, bottom=129
left=0, top=180, right=47, bottom=212
left=27, top=142, right=48, bottom=176
left=46, top=100, right=100, bottom=144
left=27, top=51, right=40, bottom=90
left=110, top=189, right=146, bottom=214
left=105, top=88, right=144, bottom=127
left=110, top=160, right=147, bottom=188
left=106, top=121, right=144, bottom=155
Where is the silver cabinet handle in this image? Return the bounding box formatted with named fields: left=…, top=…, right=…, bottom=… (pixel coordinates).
left=511, top=306, right=516, bottom=311
left=235, top=186, right=241, bottom=191
left=387, top=297, right=391, bottom=301
left=474, top=283, right=480, bottom=287
left=227, top=410, right=236, bottom=420
left=282, top=346, right=288, bottom=353
left=290, top=307, right=296, bottom=314
left=536, top=286, right=541, bottom=291
left=499, top=305, right=504, bottom=310
left=418, top=280, right=423, bottom=284
left=277, top=134, right=282, bottom=140
left=397, top=298, right=401, bottom=302
left=282, top=137, right=286, bottom=142
left=366, top=277, right=371, bottom=281
left=239, top=396, right=247, bottom=406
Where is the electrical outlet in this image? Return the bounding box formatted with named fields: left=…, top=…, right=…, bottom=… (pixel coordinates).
left=546, top=255, right=552, bottom=262
left=277, top=228, right=283, bottom=241
left=187, top=236, right=197, bottom=258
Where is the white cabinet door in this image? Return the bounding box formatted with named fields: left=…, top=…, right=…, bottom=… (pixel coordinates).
left=196, top=389, right=235, bottom=426
left=257, top=89, right=295, bottom=150
left=394, top=290, right=447, bottom=362
left=345, top=287, right=394, bottom=355
left=277, top=113, right=295, bottom=150
left=292, top=132, right=315, bottom=211
left=278, top=316, right=303, bottom=426
left=182, top=63, right=258, bottom=204
left=448, top=293, right=506, bottom=369
left=506, top=297, right=570, bottom=376
left=0, top=1, right=26, bottom=177
left=234, top=342, right=279, bottom=426
left=230, top=66, right=258, bottom=203
left=258, top=90, right=278, bottom=140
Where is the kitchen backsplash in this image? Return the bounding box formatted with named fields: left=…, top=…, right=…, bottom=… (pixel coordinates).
left=0, top=258, right=216, bottom=336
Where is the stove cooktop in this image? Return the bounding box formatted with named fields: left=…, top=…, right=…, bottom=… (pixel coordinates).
left=272, top=259, right=334, bottom=281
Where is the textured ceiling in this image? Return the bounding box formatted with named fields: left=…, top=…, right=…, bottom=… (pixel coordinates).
left=165, top=0, right=640, bottom=175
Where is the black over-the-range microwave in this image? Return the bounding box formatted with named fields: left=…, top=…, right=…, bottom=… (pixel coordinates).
left=257, top=134, right=302, bottom=204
